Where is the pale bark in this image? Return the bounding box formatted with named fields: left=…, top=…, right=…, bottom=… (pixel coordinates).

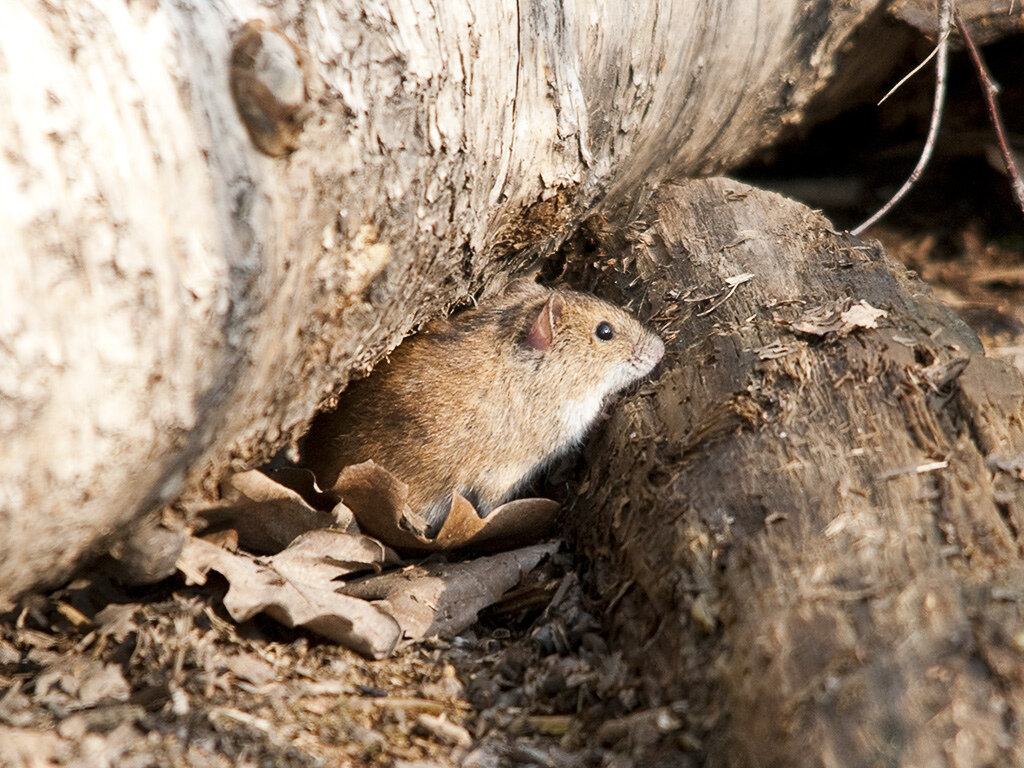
left=570, top=178, right=1024, bottom=767
left=0, top=0, right=886, bottom=600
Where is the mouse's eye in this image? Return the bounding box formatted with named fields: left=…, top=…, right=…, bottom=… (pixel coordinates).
left=595, top=321, right=615, bottom=341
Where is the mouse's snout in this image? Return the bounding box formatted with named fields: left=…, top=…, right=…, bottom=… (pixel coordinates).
left=634, top=332, right=665, bottom=374
left=650, top=334, right=665, bottom=365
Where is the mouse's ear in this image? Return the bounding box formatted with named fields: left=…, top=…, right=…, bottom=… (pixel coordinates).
left=525, top=294, right=564, bottom=351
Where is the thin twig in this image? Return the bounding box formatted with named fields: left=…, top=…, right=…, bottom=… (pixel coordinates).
left=877, top=31, right=948, bottom=106
left=852, top=0, right=953, bottom=236
left=954, top=7, right=1024, bottom=216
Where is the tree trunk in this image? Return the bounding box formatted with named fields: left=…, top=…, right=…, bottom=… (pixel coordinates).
left=569, top=178, right=1024, bottom=767
left=0, top=0, right=881, bottom=600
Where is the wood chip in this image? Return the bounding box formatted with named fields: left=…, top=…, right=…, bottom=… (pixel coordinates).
left=414, top=713, right=472, bottom=747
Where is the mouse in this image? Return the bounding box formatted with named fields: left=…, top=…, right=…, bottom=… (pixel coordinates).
left=299, top=279, right=665, bottom=529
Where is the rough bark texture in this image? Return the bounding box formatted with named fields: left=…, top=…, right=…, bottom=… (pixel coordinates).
left=568, top=178, right=1024, bottom=767
left=0, top=0, right=882, bottom=600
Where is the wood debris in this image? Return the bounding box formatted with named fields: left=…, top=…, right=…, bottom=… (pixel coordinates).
left=789, top=299, right=888, bottom=337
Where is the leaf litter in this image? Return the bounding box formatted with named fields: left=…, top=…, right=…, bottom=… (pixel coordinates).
left=0, top=540, right=677, bottom=767
left=177, top=465, right=562, bottom=659
left=178, top=533, right=403, bottom=659
left=1, top=465, right=657, bottom=767
left=275, top=461, right=561, bottom=552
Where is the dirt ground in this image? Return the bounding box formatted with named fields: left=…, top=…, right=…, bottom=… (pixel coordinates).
left=2, top=30, right=1022, bottom=768
left=0, top=548, right=701, bottom=768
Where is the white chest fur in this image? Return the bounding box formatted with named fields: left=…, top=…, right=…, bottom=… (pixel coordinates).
left=557, top=393, right=607, bottom=446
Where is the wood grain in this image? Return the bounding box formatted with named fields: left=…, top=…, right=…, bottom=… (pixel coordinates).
left=571, top=178, right=1024, bottom=767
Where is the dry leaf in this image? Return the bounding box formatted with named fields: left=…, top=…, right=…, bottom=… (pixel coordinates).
left=269, top=527, right=395, bottom=577
left=839, top=300, right=887, bottom=331
left=177, top=534, right=401, bottom=659
left=177, top=469, right=558, bottom=657
left=791, top=299, right=887, bottom=337
left=200, top=470, right=335, bottom=554
left=331, top=461, right=560, bottom=552
left=434, top=492, right=561, bottom=551
left=340, top=542, right=559, bottom=639
left=262, top=467, right=338, bottom=512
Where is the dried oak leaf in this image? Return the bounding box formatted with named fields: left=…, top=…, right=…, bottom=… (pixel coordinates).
left=177, top=532, right=401, bottom=658
left=331, top=461, right=560, bottom=552
left=341, top=541, right=559, bottom=639
left=199, top=469, right=336, bottom=554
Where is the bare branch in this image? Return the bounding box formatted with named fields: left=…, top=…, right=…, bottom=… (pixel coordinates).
left=852, top=0, right=953, bottom=236
left=954, top=7, right=1024, bottom=218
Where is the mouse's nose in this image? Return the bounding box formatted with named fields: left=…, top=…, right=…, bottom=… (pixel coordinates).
left=637, top=333, right=665, bottom=371
left=650, top=335, right=665, bottom=364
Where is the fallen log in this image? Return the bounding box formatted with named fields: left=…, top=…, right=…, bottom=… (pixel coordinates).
left=570, top=178, right=1024, bottom=766
left=0, top=0, right=879, bottom=602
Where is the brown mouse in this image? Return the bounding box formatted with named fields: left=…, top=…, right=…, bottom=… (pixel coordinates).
left=300, top=279, right=665, bottom=528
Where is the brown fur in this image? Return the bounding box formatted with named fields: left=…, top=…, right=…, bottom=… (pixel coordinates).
left=301, top=281, right=664, bottom=526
